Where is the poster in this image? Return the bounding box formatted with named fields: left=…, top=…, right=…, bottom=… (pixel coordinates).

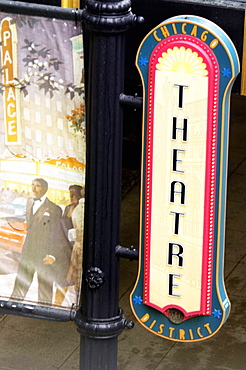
left=0, top=11, right=85, bottom=310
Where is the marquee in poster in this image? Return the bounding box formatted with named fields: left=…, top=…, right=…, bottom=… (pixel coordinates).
left=130, top=15, right=239, bottom=342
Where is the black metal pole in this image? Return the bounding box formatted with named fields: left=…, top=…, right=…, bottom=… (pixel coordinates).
left=74, top=1, right=142, bottom=369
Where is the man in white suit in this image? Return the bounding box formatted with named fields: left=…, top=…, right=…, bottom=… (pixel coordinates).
left=11, top=178, right=68, bottom=305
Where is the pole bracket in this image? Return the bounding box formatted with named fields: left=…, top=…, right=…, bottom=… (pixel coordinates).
left=115, top=245, right=139, bottom=260
left=75, top=308, right=134, bottom=339
left=119, top=93, right=143, bottom=109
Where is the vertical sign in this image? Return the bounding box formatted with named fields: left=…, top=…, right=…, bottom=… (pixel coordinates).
left=1, top=18, right=20, bottom=145
left=130, top=15, right=239, bottom=341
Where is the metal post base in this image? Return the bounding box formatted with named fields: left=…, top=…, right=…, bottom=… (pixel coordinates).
left=76, top=308, right=133, bottom=369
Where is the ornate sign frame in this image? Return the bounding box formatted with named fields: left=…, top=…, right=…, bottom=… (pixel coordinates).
left=130, top=15, right=239, bottom=342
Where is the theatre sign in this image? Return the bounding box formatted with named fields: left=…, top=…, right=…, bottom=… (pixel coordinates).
left=130, top=15, right=239, bottom=342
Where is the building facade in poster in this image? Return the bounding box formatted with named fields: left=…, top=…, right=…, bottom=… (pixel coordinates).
left=0, top=12, right=85, bottom=310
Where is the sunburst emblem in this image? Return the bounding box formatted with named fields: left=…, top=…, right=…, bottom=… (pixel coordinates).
left=156, top=46, right=208, bottom=76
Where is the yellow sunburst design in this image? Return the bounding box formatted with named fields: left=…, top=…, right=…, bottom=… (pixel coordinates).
left=156, top=46, right=208, bottom=76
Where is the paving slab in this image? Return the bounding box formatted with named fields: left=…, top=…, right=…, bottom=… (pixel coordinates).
left=118, top=289, right=175, bottom=370
left=0, top=315, right=79, bottom=370
left=226, top=257, right=246, bottom=299
left=224, top=228, right=246, bottom=264
left=227, top=172, right=246, bottom=203
left=59, top=348, right=80, bottom=370
left=226, top=200, right=246, bottom=232
left=228, top=146, right=246, bottom=175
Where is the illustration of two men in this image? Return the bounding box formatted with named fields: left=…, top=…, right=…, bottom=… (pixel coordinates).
left=11, top=178, right=83, bottom=306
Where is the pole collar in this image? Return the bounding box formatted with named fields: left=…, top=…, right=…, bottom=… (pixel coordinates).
left=75, top=308, right=134, bottom=339
left=82, top=0, right=144, bottom=33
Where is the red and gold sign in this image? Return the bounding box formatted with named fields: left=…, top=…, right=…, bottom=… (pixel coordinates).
left=131, top=15, right=239, bottom=341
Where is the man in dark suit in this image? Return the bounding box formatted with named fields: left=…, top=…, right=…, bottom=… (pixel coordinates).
left=11, top=178, right=67, bottom=305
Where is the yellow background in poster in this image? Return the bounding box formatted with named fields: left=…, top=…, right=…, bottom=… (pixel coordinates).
left=149, top=69, right=208, bottom=313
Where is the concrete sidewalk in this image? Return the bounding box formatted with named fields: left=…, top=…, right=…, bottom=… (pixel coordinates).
left=0, top=93, right=245, bottom=369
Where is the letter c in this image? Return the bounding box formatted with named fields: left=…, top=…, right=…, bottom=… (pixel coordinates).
left=153, top=31, right=161, bottom=42
left=7, top=103, right=16, bottom=118
left=197, top=327, right=204, bottom=338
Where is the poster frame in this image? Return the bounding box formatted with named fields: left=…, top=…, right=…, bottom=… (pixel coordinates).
left=0, top=0, right=84, bottom=322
